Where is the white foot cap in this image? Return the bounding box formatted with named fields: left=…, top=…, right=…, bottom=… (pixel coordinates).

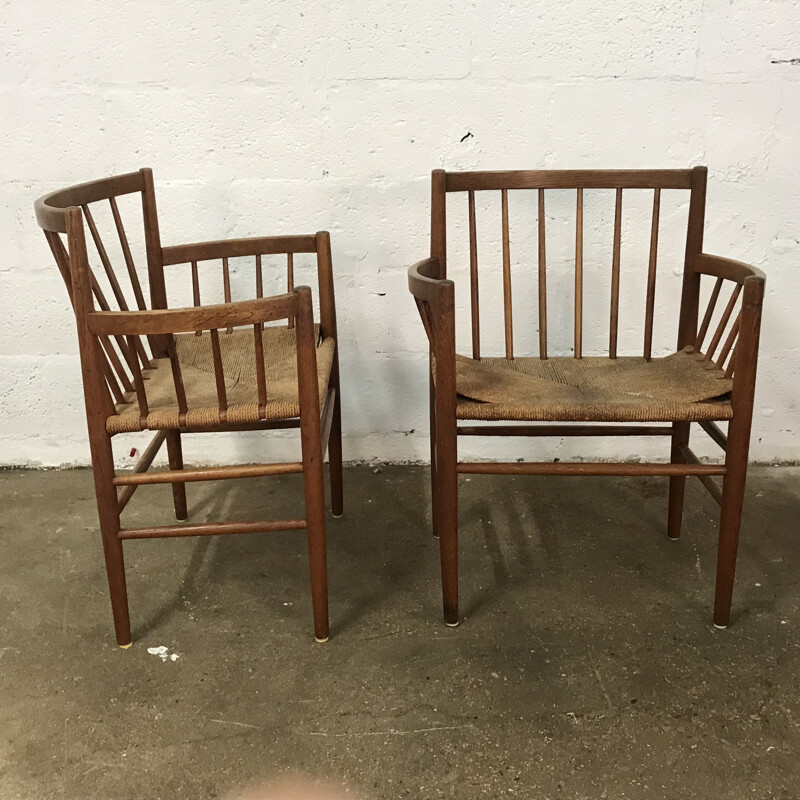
left=119, top=642, right=132, bottom=650
left=713, top=623, right=728, bottom=630
left=332, top=512, right=343, bottom=519
left=667, top=535, right=680, bottom=541
left=445, top=620, right=460, bottom=628
left=315, top=636, right=329, bottom=643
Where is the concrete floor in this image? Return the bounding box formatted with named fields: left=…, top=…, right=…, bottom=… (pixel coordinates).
left=0, top=465, right=798, bottom=799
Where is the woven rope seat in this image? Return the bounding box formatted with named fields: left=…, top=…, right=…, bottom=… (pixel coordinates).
left=455, top=346, right=733, bottom=423
left=108, top=325, right=335, bottom=433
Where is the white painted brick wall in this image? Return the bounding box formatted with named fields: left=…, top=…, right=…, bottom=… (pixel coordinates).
left=1, top=0, right=798, bottom=466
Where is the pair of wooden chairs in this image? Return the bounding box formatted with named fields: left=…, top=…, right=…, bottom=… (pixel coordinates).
left=36, top=166, right=763, bottom=646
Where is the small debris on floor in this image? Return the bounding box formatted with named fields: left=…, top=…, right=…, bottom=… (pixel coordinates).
left=147, top=645, right=180, bottom=662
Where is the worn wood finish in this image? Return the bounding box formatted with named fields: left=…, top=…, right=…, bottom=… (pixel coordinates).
left=696, top=277, right=724, bottom=351
left=409, top=166, right=765, bottom=629
left=705, top=284, right=742, bottom=360
left=445, top=169, right=694, bottom=192
left=609, top=188, right=623, bottom=359
left=714, top=274, right=764, bottom=627
left=538, top=189, right=548, bottom=359
left=678, top=443, right=723, bottom=505
left=161, top=234, right=318, bottom=265
left=295, top=286, right=329, bottom=641
left=457, top=424, right=672, bottom=437
left=574, top=189, right=583, bottom=359
left=468, top=190, right=480, bottom=359
left=117, top=431, right=168, bottom=514
left=644, top=189, right=661, bottom=360
left=109, top=196, right=147, bottom=311
left=88, top=295, right=298, bottom=336
left=114, top=462, right=304, bottom=485
left=35, top=171, right=341, bottom=644
left=119, top=519, right=307, bottom=540
left=700, top=420, right=728, bottom=451
left=501, top=189, right=513, bottom=359
left=458, top=461, right=726, bottom=476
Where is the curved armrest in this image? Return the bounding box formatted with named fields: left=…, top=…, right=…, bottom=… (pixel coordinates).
left=161, top=235, right=318, bottom=266
left=408, top=257, right=452, bottom=302
left=694, top=253, right=766, bottom=286
left=87, top=293, right=300, bottom=337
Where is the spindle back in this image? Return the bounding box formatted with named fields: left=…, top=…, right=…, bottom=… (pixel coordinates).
left=431, top=167, right=710, bottom=361
left=35, top=170, right=336, bottom=416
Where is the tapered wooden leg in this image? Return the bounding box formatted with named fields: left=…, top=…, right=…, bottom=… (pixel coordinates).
left=667, top=422, right=690, bottom=540
left=91, top=433, right=131, bottom=647
left=328, top=367, right=344, bottom=519
left=165, top=430, right=188, bottom=521
left=435, top=390, right=458, bottom=627
left=429, top=356, right=440, bottom=540
left=713, top=415, right=751, bottom=629
left=301, top=425, right=329, bottom=641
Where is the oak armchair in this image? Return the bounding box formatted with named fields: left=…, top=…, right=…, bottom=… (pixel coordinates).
left=409, top=167, right=764, bottom=630
left=35, top=169, right=343, bottom=645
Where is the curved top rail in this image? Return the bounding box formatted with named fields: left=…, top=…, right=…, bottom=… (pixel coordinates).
left=34, top=169, right=146, bottom=233
left=443, top=168, right=698, bottom=193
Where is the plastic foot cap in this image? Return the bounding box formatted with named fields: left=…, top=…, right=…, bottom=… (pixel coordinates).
left=667, top=535, right=680, bottom=541
left=445, top=620, right=460, bottom=628
left=713, top=623, right=728, bottom=630
left=119, top=642, right=132, bottom=649
left=315, top=636, right=329, bottom=643
left=332, top=512, right=343, bottom=519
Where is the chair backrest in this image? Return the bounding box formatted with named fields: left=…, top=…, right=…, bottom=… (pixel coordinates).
left=429, top=168, right=710, bottom=361
left=34, top=170, right=338, bottom=416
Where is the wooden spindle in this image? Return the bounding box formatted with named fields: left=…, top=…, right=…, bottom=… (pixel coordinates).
left=82, top=204, right=128, bottom=311
left=125, top=335, right=149, bottom=427
left=222, top=257, right=232, bottom=333
left=255, top=254, right=264, bottom=298
left=98, top=338, right=126, bottom=404
left=468, top=190, right=480, bottom=359
left=643, top=188, right=660, bottom=360
left=574, top=188, right=583, bottom=359
left=209, top=328, right=228, bottom=423
left=705, top=283, right=742, bottom=361
left=717, top=311, right=741, bottom=370
left=100, top=336, right=133, bottom=394
left=287, top=252, right=295, bottom=329
left=501, top=189, right=513, bottom=359
left=609, top=188, right=622, bottom=359
left=253, top=323, right=267, bottom=418
left=695, top=277, right=724, bottom=351
left=538, top=189, right=548, bottom=359
left=165, top=334, right=188, bottom=425
left=109, top=197, right=146, bottom=310
left=191, top=260, right=202, bottom=335
left=415, top=298, right=434, bottom=342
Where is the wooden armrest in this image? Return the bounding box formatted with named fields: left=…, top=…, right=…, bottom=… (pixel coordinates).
left=408, top=258, right=453, bottom=303
left=694, top=253, right=766, bottom=286
left=161, top=234, right=318, bottom=266
left=87, top=293, right=300, bottom=336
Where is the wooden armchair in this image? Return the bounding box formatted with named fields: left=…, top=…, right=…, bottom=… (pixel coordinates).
left=409, top=167, right=764, bottom=629
left=35, top=169, right=343, bottom=646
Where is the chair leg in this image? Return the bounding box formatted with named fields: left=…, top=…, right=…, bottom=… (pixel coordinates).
left=429, top=360, right=440, bottom=540
left=713, top=416, right=751, bottom=629
left=667, top=422, right=690, bottom=540
left=165, top=430, right=188, bottom=521
left=435, top=400, right=458, bottom=627
left=301, top=419, right=329, bottom=643
left=91, top=432, right=132, bottom=647
left=328, top=375, right=344, bottom=519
